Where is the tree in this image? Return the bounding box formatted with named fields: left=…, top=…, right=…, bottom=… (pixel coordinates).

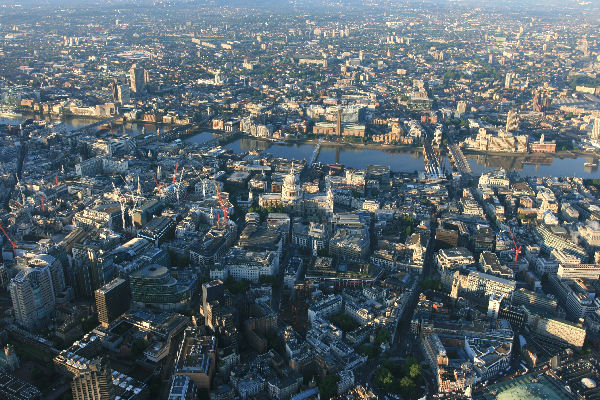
left=409, top=363, right=422, bottom=379
left=358, top=343, right=379, bottom=358
left=303, top=371, right=315, bottom=385
left=375, top=328, right=391, bottom=346
left=259, top=275, right=277, bottom=286
left=318, top=374, right=340, bottom=400
left=329, top=312, right=359, bottom=332
left=421, top=277, right=442, bottom=291
left=81, top=316, right=98, bottom=332
left=443, top=70, right=464, bottom=81
left=382, top=371, right=394, bottom=386
left=569, top=75, right=600, bottom=90
left=224, top=276, right=249, bottom=294
left=374, top=358, right=425, bottom=397
left=374, top=367, right=394, bottom=388
left=398, top=377, right=416, bottom=398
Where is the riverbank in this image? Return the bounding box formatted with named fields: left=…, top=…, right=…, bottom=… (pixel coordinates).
left=236, top=134, right=425, bottom=152
left=0, top=111, right=22, bottom=119
left=0, top=113, right=189, bottom=127
left=226, top=133, right=600, bottom=164
left=463, top=148, right=598, bottom=159
left=223, top=134, right=600, bottom=177
left=233, top=134, right=600, bottom=158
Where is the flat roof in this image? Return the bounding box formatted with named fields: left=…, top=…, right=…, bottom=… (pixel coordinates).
left=479, top=374, right=571, bottom=400
left=96, top=277, right=126, bottom=294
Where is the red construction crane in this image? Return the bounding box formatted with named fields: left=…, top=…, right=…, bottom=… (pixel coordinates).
left=507, top=226, right=522, bottom=262
left=172, top=161, right=179, bottom=184
left=55, top=174, right=59, bottom=186
left=0, top=225, right=17, bottom=257
left=152, top=173, right=162, bottom=195
left=214, top=184, right=228, bottom=225
left=39, top=194, right=46, bottom=213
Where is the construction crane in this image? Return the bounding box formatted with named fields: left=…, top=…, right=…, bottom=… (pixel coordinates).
left=172, top=161, right=179, bottom=185
left=112, top=183, right=128, bottom=232
left=15, top=174, right=25, bottom=208
left=137, top=175, right=142, bottom=195
left=152, top=173, right=162, bottom=195
left=0, top=225, right=17, bottom=257
left=118, top=195, right=127, bottom=232
left=9, top=199, right=22, bottom=209
left=118, top=180, right=144, bottom=234
left=55, top=174, right=59, bottom=186
left=39, top=194, right=46, bottom=213
left=507, top=226, right=521, bottom=262
left=214, top=183, right=228, bottom=226
left=176, top=167, right=185, bottom=204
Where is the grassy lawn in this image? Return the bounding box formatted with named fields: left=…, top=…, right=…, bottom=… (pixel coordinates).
left=328, top=312, right=360, bottom=332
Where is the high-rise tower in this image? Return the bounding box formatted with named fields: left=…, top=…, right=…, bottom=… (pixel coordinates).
left=95, top=278, right=131, bottom=328
left=9, top=266, right=55, bottom=330
left=591, top=118, right=600, bottom=141
left=129, top=64, right=148, bottom=94
left=336, top=108, right=342, bottom=136
left=505, top=109, right=520, bottom=134
left=504, top=73, right=512, bottom=89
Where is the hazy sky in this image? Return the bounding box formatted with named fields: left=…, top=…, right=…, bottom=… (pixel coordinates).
left=0, top=0, right=597, bottom=12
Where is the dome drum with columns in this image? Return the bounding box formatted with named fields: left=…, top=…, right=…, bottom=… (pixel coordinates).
left=259, top=162, right=333, bottom=218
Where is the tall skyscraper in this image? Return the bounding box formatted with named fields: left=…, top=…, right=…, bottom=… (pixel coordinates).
left=95, top=277, right=131, bottom=328
left=336, top=107, right=342, bottom=136
left=110, top=79, right=118, bottom=102
left=532, top=89, right=541, bottom=112
left=23, top=253, right=66, bottom=296
left=505, top=109, right=520, bottom=134
left=504, top=73, right=512, bottom=89
left=591, top=118, right=600, bottom=141
left=9, top=266, right=55, bottom=330
left=110, top=77, right=130, bottom=104
left=71, top=357, right=113, bottom=400
left=129, top=64, right=148, bottom=94
left=117, top=85, right=130, bottom=105
left=202, top=280, right=224, bottom=307
left=202, top=280, right=224, bottom=323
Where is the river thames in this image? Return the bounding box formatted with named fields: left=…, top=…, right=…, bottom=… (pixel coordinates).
left=3, top=116, right=599, bottom=178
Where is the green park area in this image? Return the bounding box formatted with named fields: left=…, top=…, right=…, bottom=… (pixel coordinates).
left=373, top=358, right=425, bottom=399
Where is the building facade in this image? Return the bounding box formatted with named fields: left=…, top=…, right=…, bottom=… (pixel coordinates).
left=95, top=278, right=131, bottom=327
left=9, top=266, right=55, bottom=330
